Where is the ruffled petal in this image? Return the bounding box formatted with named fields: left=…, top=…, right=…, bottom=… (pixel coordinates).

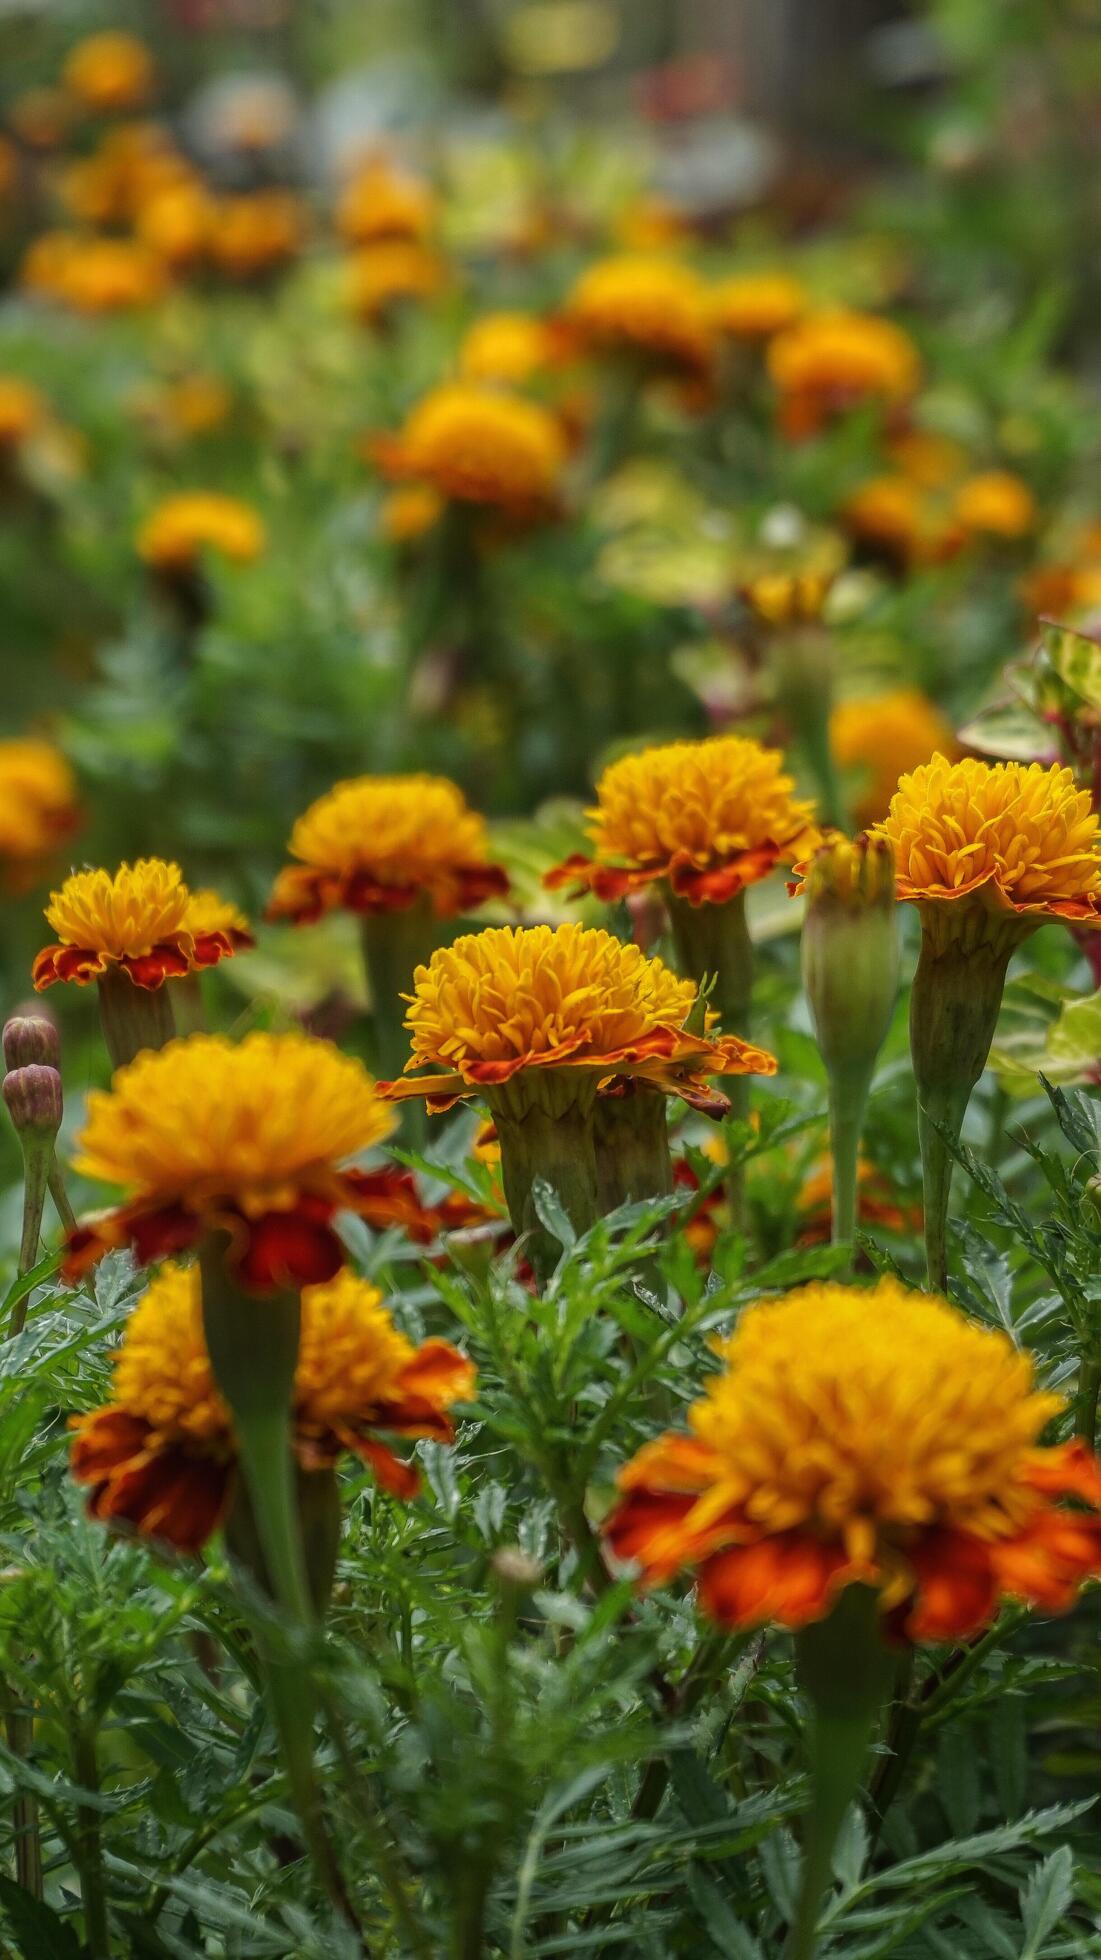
left=698, top=1534, right=863, bottom=1630
left=902, top=1528, right=999, bottom=1641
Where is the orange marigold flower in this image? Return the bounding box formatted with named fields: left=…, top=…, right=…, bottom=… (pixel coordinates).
left=0, top=378, right=45, bottom=450
left=886, top=428, right=969, bottom=489
left=183, top=887, right=256, bottom=954
left=208, top=191, right=305, bottom=280
left=51, top=237, right=166, bottom=314
left=382, top=382, right=566, bottom=514
left=607, top=1278, right=1101, bottom=1641
left=830, top=689, right=957, bottom=826
left=0, top=738, right=79, bottom=878
left=136, top=179, right=216, bottom=270
left=136, top=493, right=265, bottom=571
left=768, top=310, right=921, bottom=438
left=65, top=1030, right=396, bottom=1290
left=336, top=158, right=436, bottom=246
left=381, top=922, right=775, bottom=1115
left=153, top=375, right=233, bottom=439
left=345, top=241, right=449, bottom=324
left=33, top=858, right=248, bottom=993
left=953, top=469, right=1037, bottom=540
left=711, top=271, right=807, bottom=343
left=458, top=311, right=557, bottom=385
left=562, top=255, right=715, bottom=379
left=547, top=735, right=817, bottom=907
left=380, top=482, right=443, bottom=544
left=874, top=754, right=1101, bottom=947
left=63, top=32, right=154, bottom=114
left=267, top=773, right=508, bottom=925
left=843, top=474, right=962, bottom=568
left=70, top=1261, right=475, bottom=1551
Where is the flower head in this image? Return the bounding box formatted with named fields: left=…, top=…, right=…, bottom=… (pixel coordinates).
left=0, top=378, right=45, bottom=450
left=953, top=470, right=1037, bottom=540
left=874, top=754, right=1101, bottom=941
left=458, top=312, right=557, bottom=385
left=70, top=1262, right=475, bottom=1551
left=208, top=191, right=304, bottom=279
left=768, top=310, right=921, bottom=438
left=33, top=859, right=246, bottom=992
left=137, top=180, right=215, bottom=269
left=0, top=739, right=79, bottom=878
left=46, top=237, right=166, bottom=314
left=563, top=255, right=715, bottom=379
left=382, top=922, right=775, bottom=1114
left=346, top=242, right=449, bottom=324
left=63, top=32, right=154, bottom=113
left=183, top=887, right=255, bottom=953
left=607, top=1277, right=1101, bottom=1640
left=337, top=158, right=436, bottom=246
left=711, top=271, right=807, bottom=343
left=137, top=493, right=265, bottom=571
left=66, top=1031, right=396, bottom=1289
left=267, top=772, right=508, bottom=925
left=830, top=689, right=956, bottom=825
left=843, top=474, right=962, bottom=568
left=548, top=735, right=817, bottom=906
left=382, top=383, right=566, bottom=514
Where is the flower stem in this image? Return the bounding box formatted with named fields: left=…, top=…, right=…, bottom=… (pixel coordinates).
left=829, top=1066, right=873, bottom=1262
left=489, top=1076, right=601, bottom=1285
left=1077, top=1356, right=1101, bottom=1447
left=48, top=1156, right=77, bottom=1231
left=667, top=889, right=754, bottom=1230
left=70, top=1720, right=110, bottom=1958
left=96, top=967, right=176, bottom=1071
left=361, top=910, right=438, bottom=1149
left=8, top=1135, right=51, bottom=1336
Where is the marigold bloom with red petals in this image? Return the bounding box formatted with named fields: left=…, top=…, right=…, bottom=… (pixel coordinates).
left=607, top=1278, right=1101, bottom=1640
left=64, top=1031, right=395, bottom=1290
left=381, top=922, right=775, bottom=1115
left=768, top=310, right=920, bottom=438
left=182, top=887, right=256, bottom=954
left=71, top=1262, right=475, bottom=1551
left=548, top=735, right=817, bottom=908
left=33, top=859, right=245, bottom=993
left=267, top=772, right=507, bottom=925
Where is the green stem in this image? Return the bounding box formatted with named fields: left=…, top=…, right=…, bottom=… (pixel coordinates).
left=361, top=909, right=438, bottom=1150
left=70, top=1722, right=110, bottom=1958
left=9, top=1137, right=50, bottom=1335
left=828, top=1065, right=873, bottom=1261
left=6, top=1706, right=42, bottom=1897
left=667, top=889, right=754, bottom=1230
left=96, top=967, right=176, bottom=1071
left=489, top=1076, right=601, bottom=1286
left=48, top=1155, right=77, bottom=1231
left=1076, top=1356, right=1101, bottom=1447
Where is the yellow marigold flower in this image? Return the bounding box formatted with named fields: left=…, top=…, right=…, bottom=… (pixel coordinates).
left=607, top=1277, right=1101, bottom=1640
left=383, top=382, right=566, bottom=514
left=953, top=469, right=1037, bottom=540
left=345, top=241, right=449, bottom=324
left=0, top=738, right=79, bottom=878
left=155, top=374, right=233, bottom=438
left=612, top=196, right=688, bottom=251
left=208, top=191, right=304, bottom=279
left=876, top=754, right=1101, bottom=940
left=18, top=230, right=80, bottom=300
left=458, top=311, right=556, bottom=384
left=768, top=310, right=921, bottom=437
left=136, top=180, right=216, bottom=270
left=52, top=237, right=166, bottom=314
left=562, top=255, right=715, bottom=378
left=183, top=887, right=255, bottom=952
left=843, top=474, right=961, bottom=568
left=385, top=922, right=774, bottom=1112
left=548, top=735, right=817, bottom=906
left=66, top=1030, right=395, bottom=1290
left=136, top=493, right=265, bottom=571
left=336, top=158, right=436, bottom=246
left=830, top=688, right=957, bottom=825
left=71, top=1261, right=475, bottom=1550
left=0, top=377, right=45, bottom=450
left=63, top=32, right=154, bottom=114
left=711, top=271, right=807, bottom=343
left=268, top=772, right=508, bottom=925
left=59, top=123, right=190, bottom=227
left=380, top=483, right=443, bottom=544
left=33, top=857, right=247, bottom=992
left=886, top=428, right=968, bottom=489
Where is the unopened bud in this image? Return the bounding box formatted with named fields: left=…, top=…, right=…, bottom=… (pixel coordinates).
left=3, top=1064, right=63, bottom=1141
left=3, top=1013, right=60, bottom=1072
left=1085, top=1174, right=1101, bottom=1224
left=801, top=834, right=900, bottom=1077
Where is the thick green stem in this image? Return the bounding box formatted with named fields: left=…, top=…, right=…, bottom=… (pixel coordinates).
left=6, top=1705, right=42, bottom=1897
left=1077, top=1357, right=1101, bottom=1447
left=829, top=1066, right=873, bottom=1259
left=361, top=909, right=439, bottom=1149
left=910, top=927, right=1014, bottom=1293
left=489, top=1074, right=601, bottom=1285
left=592, top=1085, right=673, bottom=1213
left=96, top=967, right=176, bottom=1071
left=70, top=1722, right=110, bottom=1958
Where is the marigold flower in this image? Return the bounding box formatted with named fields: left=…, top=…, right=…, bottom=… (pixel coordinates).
left=345, top=241, right=449, bottom=324
left=267, top=773, right=507, bottom=925
left=843, top=474, right=961, bottom=568
left=70, top=1262, right=475, bottom=1551
left=383, top=922, right=774, bottom=1114
left=59, top=123, right=190, bottom=227
left=768, top=310, right=921, bottom=438
left=0, top=739, right=78, bottom=878
left=136, top=179, right=216, bottom=270
left=136, top=493, right=265, bottom=571
left=33, top=858, right=247, bottom=993
left=63, top=32, right=154, bottom=114
left=65, top=1031, right=396, bottom=1289
left=380, top=483, right=443, bottom=544
left=50, top=237, right=166, bottom=314
left=208, top=191, right=304, bottom=280
left=152, top=374, right=234, bottom=439
left=711, top=271, right=807, bottom=343
left=886, top=428, right=969, bottom=488
left=830, top=688, right=957, bottom=825
left=562, top=255, right=715, bottom=378
left=382, top=382, right=566, bottom=514
left=607, top=1277, right=1101, bottom=1640
left=0, top=378, right=45, bottom=450
left=458, top=311, right=557, bottom=384
left=876, top=754, right=1101, bottom=944
left=183, top=888, right=256, bottom=953
left=953, top=469, right=1037, bottom=540
left=336, top=158, right=436, bottom=246
left=548, top=735, right=817, bottom=907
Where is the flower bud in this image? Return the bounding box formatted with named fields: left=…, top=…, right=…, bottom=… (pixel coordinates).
left=3, top=1013, right=60, bottom=1072
left=801, top=834, right=899, bottom=1077
left=2, top=1064, right=62, bottom=1141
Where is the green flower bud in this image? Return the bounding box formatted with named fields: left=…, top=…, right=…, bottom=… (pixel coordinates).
left=3, top=1014, right=60, bottom=1072
left=801, top=833, right=900, bottom=1077
left=2, top=1064, right=62, bottom=1142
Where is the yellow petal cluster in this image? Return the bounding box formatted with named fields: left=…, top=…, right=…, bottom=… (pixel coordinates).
left=394, top=383, right=565, bottom=509
left=45, top=858, right=191, bottom=959
left=876, top=754, right=1101, bottom=910
left=137, top=492, right=265, bottom=569
left=564, top=254, right=714, bottom=374
left=691, top=1280, right=1061, bottom=1559
left=74, top=1031, right=394, bottom=1212
left=0, top=378, right=45, bottom=447
left=830, top=689, right=956, bottom=825
left=768, top=309, right=920, bottom=404
left=285, top=773, right=490, bottom=884
left=63, top=32, right=154, bottom=113
left=711, top=271, right=807, bottom=342
left=404, top=922, right=695, bottom=1074
left=0, top=739, right=76, bottom=862
left=459, top=312, right=555, bottom=384
left=587, top=735, right=815, bottom=871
